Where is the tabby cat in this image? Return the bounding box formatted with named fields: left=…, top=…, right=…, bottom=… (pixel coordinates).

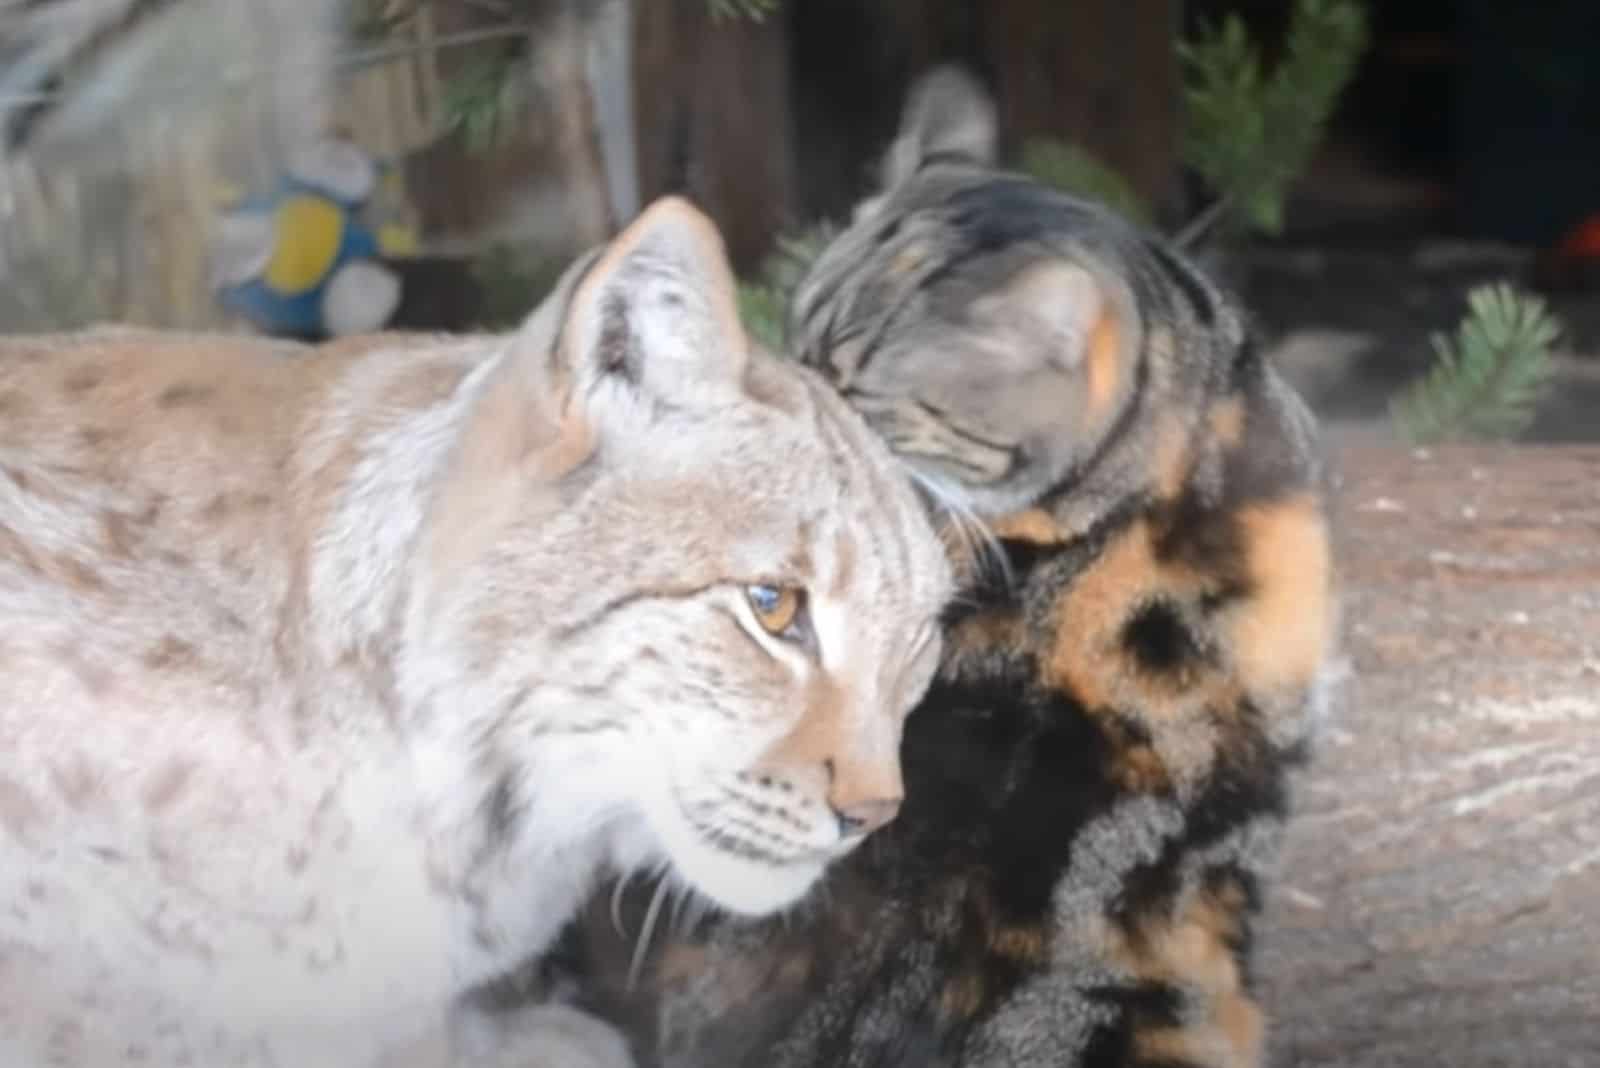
left=0, top=196, right=953, bottom=1066
left=557, top=67, right=1341, bottom=1068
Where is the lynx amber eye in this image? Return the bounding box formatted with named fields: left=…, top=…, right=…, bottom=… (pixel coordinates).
left=746, top=584, right=803, bottom=636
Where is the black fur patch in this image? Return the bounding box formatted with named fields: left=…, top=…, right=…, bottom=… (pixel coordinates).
left=1143, top=237, right=1218, bottom=327
left=595, top=292, right=638, bottom=383
left=1122, top=599, right=1204, bottom=675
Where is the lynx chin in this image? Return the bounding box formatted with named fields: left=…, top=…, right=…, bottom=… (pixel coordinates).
left=0, top=195, right=953, bottom=1066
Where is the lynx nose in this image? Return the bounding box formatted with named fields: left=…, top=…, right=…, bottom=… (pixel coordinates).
left=833, top=796, right=902, bottom=838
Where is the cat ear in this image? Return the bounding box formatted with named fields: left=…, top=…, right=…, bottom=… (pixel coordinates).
left=883, top=64, right=999, bottom=188
left=971, top=261, right=1131, bottom=410
left=974, top=261, right=1105, bottom=360
left=469, top=195, right=749, bottom=480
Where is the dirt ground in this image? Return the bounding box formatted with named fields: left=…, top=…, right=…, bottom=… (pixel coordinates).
left=1255, top=441, right=1600, bottom=1068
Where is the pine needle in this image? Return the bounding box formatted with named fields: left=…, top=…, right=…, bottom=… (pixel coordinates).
left=737, top=281, right=787, bottom=351
left=1390, top=283, right=1562, bottom=445
left=736, top=220, right=836, bottom=350
left=1178, top=0, right=1369, bottom=238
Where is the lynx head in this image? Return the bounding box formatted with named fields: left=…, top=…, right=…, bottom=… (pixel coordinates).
left=415, top=197, right=953, bottom=917
left=790, top=65, right=1234, bottom=519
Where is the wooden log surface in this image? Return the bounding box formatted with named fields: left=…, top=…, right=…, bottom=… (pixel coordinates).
left=979, top=0, right=1181, bottom=216
left=1259, top=442, right=1600, bottom=1067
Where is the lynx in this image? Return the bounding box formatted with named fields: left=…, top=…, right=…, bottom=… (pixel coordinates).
left=0, top=196, right=953, bottom=1066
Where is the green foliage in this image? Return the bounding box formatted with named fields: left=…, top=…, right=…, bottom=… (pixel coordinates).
left=1179, top=0, right=1369, bottom=237
left=736, top=221, right=837, bottom=350
left=1390, top=283, right=1561, bottom=446
left=439, top=51, right=529, bottom=154
left=1018, top=138, right=1151, bottom=224
left=435, top=0, right=778, bottom=156
left=469, top=242, right=568, bottom=330
left=737, top=282, right=788, bottom=351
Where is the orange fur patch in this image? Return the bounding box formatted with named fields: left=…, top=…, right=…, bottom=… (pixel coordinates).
left=990, top=508, right=1065, bottom=545
left=1113, top=885, right=1265, bottom=1068
left=1044, top=520, right=1209, bottom=714
left=1085, top=311, right=1122, bottom=423
left=1104, top=727, right=1173, bottom=794
left=1227, top=493, right=1335, bottom=698
left=1047, top=527, right=1148, bottom=711
left=1208, top=397, right=1248, bottom=448
left=1041, top=515, right=1262, bottom=785
left=989, top=924, right=1050, bottom=964
left=1150, top=411, right=1195, bottom=500
left=1135, top=1002, right=1264, bottom=1068
left=940, top=972, right=986, bottom=1021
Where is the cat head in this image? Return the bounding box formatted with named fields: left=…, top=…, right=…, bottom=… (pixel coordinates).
left=789, top=65, right=1235, bottom=520
left=417, top=196, right=954, bottom=917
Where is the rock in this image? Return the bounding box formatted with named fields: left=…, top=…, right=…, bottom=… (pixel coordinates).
left=1261, top=443, right=1600, bottom=1068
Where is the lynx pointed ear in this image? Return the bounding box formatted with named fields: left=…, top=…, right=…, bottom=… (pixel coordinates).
left=884, top=64, right=999, bottom=187
left=556, top=194, right=749, bottom=405
left=469, top=196, right=749, bottom=481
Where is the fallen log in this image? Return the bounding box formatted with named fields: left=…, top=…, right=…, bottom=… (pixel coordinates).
left=1260, top=442, right=1600, bottom=1067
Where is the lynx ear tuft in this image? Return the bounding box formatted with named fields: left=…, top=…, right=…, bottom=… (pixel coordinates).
left=553, top=194, right=749, bottom=402
left=456, top=195, right=749, bottom=492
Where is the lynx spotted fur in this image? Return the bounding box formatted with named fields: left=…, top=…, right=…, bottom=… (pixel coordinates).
left=0, top=197, right=953, bottom=1066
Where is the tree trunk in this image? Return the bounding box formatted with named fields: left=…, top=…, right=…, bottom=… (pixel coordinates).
left=630, top=0, right=795, bottom=273
left=402, top=0, right=614, bottom=255
left=977, top=0, right=1182, bottom=220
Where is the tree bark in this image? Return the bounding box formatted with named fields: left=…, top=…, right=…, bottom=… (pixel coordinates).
left=630, top=0, right=795, bottom=273
left=1259, top=441, right=1600, bottom=1067
left=977, top=0, right=1182, bottom=219
left=402, top=0, right=614, bottom=255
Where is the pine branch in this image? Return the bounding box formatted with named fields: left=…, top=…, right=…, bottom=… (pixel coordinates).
left=1018, top=138, right=1151, bottom=224
left=736, top=220, right=837, bottom=350
left=1390, top=283, right=1562, bottom=446
left=438, top=47, right=529, bottom=153
left=737, top=283, right=787, bottom=351
left=1179, top=0, right=1369, bottom=237
left=470, top=242, right=567, bottom=329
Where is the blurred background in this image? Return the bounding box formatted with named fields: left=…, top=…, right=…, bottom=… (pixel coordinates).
left=2, top=0, right=1599, bottom=440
